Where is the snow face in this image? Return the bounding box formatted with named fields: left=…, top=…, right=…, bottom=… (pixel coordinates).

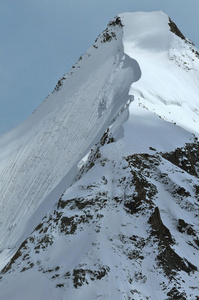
left=0, top=17, right=140, bottom=258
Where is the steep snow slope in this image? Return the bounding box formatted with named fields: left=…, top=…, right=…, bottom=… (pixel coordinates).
left=0, top=11, right=199, bottom=300
left=0, top=17, right=140, bottom=255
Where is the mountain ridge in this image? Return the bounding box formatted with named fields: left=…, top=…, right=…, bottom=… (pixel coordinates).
left=0, top=14, right=140, bottom=253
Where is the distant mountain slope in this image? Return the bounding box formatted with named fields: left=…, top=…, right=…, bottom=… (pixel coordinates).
left=0, top=11, right=199, bottom=300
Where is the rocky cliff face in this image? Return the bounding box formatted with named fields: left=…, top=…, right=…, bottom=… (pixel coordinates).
left=1, top=137, right=199, bottom=299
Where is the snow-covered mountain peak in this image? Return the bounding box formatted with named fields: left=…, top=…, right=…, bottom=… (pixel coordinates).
left=120, top=11, right=196, bottom=61
left=121, top=11, right=172, bottom=53
left=0, top=12, right=199, bottom=299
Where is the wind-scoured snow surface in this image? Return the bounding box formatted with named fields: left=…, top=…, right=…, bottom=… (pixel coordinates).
left=0, top=11, right=199, bottom=300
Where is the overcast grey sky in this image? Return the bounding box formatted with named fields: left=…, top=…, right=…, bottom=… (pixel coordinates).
left=0, top=0, right=198, bottom=135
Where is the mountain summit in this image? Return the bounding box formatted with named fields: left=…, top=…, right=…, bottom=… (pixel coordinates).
left=0, top=12, right=199, bottom=300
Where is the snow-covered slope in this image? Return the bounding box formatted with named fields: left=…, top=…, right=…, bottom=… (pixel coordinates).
left=0, top=11, right=199, bottom=300
left=0, top=17, right=140, bottom=254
